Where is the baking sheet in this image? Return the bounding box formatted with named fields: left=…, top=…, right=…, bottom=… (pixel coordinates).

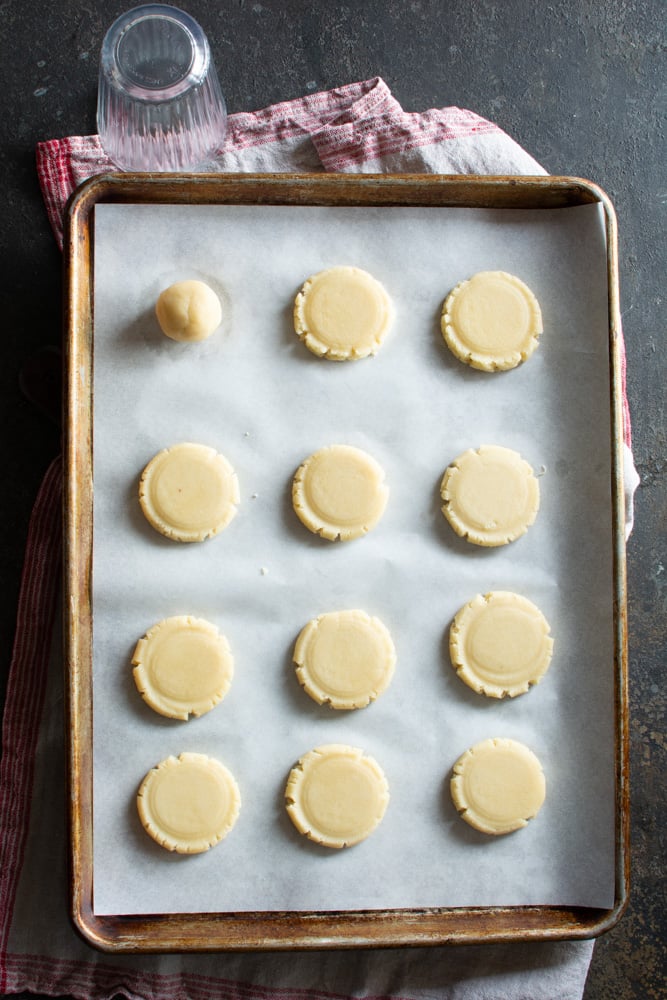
left=92, top=201, right=615, bottom=916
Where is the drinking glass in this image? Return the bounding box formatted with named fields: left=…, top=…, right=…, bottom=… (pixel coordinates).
left=97, top=4, right=227, bottom=171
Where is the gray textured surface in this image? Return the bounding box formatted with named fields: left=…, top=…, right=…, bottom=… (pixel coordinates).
left=1, top=1, right=665, bottom=997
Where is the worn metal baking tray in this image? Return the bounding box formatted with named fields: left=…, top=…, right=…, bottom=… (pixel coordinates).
left=63, top=173, right=628, bottom=952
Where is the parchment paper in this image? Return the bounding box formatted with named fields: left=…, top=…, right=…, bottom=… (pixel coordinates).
left=92, top=201, right=616, bottom=915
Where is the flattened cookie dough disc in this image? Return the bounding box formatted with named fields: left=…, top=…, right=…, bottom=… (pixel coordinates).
left=294, top=609, right=396, bottom=709
left=294, top=266, right=394, bottom=360
left=132, top=615, right=234, bottom=720
left=139, top=442, right=240, bottom=542
left=292, top=444, right=388, bottom=541
left=156, top=280, right=222, bottom=342
left=450, top=592, right=553, bottom=698
left=442, top=270, right=543, bottom=371
left=137, top=752, right=241, bottom=853
left=450, top=738, right=546, bottom=835
left=285, top=744, right=389, bottom=848
left=440, top=445, right=539, bottom=546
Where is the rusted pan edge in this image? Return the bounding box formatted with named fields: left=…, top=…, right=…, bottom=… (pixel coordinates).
left=62, top=173, right=628, bottom=953
left=596, top=183, right=631, bottom=932
left=63, top=179, right=95, bottom=957
left=73, top=904, right=620, bottom=955
left=66, top=171, right=605, bottom=210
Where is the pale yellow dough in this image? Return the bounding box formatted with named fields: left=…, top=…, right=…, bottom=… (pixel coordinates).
left=132, top=616, right=234, bottom=720
left=449, top=592, right=553, bottom=698
left=156, top=280, right=222, bottom=342
left=442, top=270, right=543, bottom=371
left=294, top=266, right=394, bottom=360
left=450, top=738, right=546, bottom=835
left=294, top=610, right=396, bottom=709
left=292, top=444, right=388, bottom=541
left=137, top=752, right=240, bottom=853
left=139, top=442, right=240, bottom=542
left=440, top=445, right=539, bottom=546
left=285, top=744, right=389, bottom=848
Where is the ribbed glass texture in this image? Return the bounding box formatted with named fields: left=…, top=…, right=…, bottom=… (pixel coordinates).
left=97, top=4, right=227, bottom=171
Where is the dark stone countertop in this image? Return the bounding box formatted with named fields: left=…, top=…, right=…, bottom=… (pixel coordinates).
left=0, top=1, right=664, bottom=997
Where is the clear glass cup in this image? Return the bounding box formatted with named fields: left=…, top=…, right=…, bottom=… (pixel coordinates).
left=97, top=4, right=227, bottom=171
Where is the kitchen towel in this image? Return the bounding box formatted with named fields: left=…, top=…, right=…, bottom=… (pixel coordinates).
left=1, top=77, right=636, bottom=1000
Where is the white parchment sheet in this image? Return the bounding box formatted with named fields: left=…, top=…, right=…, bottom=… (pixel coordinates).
left=92, top=201, right=616, bottom=915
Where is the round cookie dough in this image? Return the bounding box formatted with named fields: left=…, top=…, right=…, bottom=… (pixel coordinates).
left=450, top=738, right=546, bottom=835
left=294, top=609, right=396, bottom=709
left=137, top=752, right=241, bottom=853
left=292, top=444, right=388, bottom=541
left=441, top=270, right=543, bottom=371
left=139, top=442, right=240, bottom=543
left=285, top=744, right=389, bottom=848
left=440, top=445, right=540, bottom=546
left=449, top=592, right=553, bottom=698
left=132, top=615, right=234, bottom=720
left=156, top=280, right=222, bottom=342
left=294, top=266, right=394, bottom=360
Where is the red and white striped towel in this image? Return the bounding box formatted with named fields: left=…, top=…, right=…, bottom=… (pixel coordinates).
left=1, top=77, right=635, bottom=1000
left=39, top=77, right=544, bottom=245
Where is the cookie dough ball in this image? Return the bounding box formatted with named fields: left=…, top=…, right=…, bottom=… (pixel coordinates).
left=137, top=752, right=241, bottom=853
left=285, top=744, right=389, bottom=848
left=450, top=738, right=546, bottom=835
left=449, top=592, right=554, bottom=698
left=132, top=616, right=234, bottom=720
left=294, top=266, right=394, bottom=360
left=294, top=609, right=396, bottom=709
left=441, top=271, right=543, bottom=371
left=440, top=445, right=539, bottom=546
left=139, top=442, right=240, bottom=543
left=292, top=444, right=388, bottom=541
left=156, top=280, right=222, bottom=342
